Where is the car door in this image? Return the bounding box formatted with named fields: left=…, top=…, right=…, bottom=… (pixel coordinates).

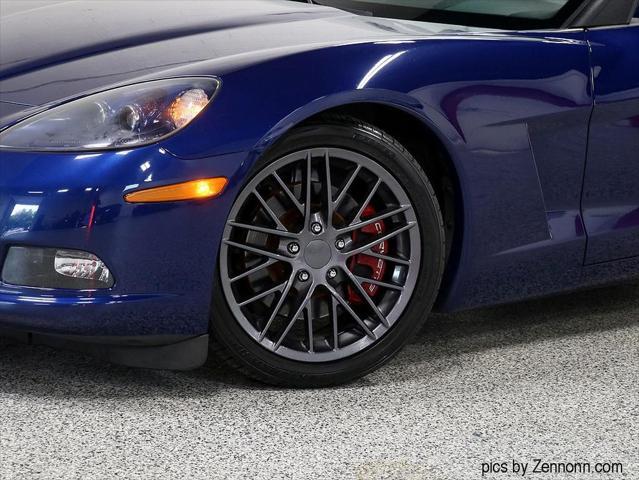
left=581, top=7, right=639, bottom=264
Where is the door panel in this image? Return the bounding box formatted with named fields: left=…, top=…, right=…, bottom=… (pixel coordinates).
left=582, top=25, right=639, bottom=264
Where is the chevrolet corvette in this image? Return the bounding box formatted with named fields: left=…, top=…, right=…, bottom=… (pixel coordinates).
left=0, top=0, right=637, bottom=386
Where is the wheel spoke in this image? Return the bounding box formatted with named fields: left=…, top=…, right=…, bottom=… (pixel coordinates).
left=238, top=282, right=286, bottom=307
left=331, top=295, right=339, bottom=350
left=230, top=258, right=278, bottom=282
left=306, top=302, right=314, bottom=353
left=253, top=190, right=287, bottom=231
left=324, top=150, right=334, bottom=226
left=346, top=222, right=417, bottom=256
left=325, top=284, right=376, bottom=339
left=303, top=151, right=312, bottom=229
left=258, top=272, right=296, bottom=341
left=227, top=221, right=298, bottom=239
left=274, top=282, right=315, bottom=350
left=354, top=275, right=404, bottom=292
left=350, top=178, right=382, bottom=226
left=337, top=205, right=411, bottom=234
left=359, top=250, right=411, bottom=266
left=342, top=267, right=390, bottom=328
left=273, top=172, right=304, bottom=214
left=334, top=165, right=361, bottom=209
left=223, top=239, right=292, bottom=263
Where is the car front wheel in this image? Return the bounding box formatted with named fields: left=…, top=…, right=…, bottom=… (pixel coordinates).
left=211, top=116, right=445, bottom=387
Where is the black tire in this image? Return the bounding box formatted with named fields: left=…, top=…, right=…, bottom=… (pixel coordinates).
left=210, top=115, right=446, bottom=387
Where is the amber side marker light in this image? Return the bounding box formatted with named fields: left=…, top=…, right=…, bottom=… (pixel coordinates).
left=124, top=177, right=228, bottom=203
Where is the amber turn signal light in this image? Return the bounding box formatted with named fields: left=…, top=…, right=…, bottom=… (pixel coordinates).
left=124, top=177, right=228, bottom=203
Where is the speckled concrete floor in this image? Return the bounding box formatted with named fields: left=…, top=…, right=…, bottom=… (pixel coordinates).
left=0, top=283, right=637, bottom=480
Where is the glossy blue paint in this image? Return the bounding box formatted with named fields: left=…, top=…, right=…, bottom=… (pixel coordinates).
left=0, top=0, right=638, bottom=342
left=0, top=146, right=249, bottom=335
left=582, top=25, right=639, bottom=264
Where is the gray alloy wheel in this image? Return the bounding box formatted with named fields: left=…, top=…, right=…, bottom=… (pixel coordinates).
left=219, top=147, right=422, bottom=362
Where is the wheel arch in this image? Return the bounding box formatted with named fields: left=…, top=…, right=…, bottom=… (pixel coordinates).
left=253, top=97, right=466, bottom=305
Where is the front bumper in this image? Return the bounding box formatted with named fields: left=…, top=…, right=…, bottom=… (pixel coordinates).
left=0, top=326, right=210, bottom=370
left=0, top=145, right=245, bottom=345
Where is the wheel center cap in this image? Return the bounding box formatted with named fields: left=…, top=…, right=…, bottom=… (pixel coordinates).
left=304, top=240, right=332, bottom=269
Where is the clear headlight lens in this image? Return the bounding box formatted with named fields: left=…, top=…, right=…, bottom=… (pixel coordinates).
left=0, top=77, right=219, bottom=151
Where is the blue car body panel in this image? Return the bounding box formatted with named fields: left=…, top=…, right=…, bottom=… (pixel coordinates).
left=582, top=26, right=639, bottom=264
left=0, top=1, right=638, bottom=341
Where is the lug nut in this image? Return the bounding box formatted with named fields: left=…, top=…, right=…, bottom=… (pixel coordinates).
left=327, top=268, right=338, bottom=280
left=287, top=242, right=300, bottom=255
left=298, top=270, right=310, bottom=282
left=310, top=222, right=323, bottom=234
left=335, top=238, right=346, bottom=250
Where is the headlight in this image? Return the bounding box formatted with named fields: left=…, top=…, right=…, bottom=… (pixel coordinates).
left=0, top=77, right=220, bottom=151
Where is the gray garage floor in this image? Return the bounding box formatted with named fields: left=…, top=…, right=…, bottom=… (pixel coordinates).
left=0, top=283, right=637, bottom=480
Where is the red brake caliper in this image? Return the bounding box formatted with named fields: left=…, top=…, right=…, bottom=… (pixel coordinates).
left=347, top=205, right=388, bottom=304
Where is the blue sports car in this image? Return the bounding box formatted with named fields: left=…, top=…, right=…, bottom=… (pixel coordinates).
left=0, top=0, right=637, bottom=386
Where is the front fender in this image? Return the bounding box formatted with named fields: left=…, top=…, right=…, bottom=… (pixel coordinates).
left=162, top=32, right=593, bottom=311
